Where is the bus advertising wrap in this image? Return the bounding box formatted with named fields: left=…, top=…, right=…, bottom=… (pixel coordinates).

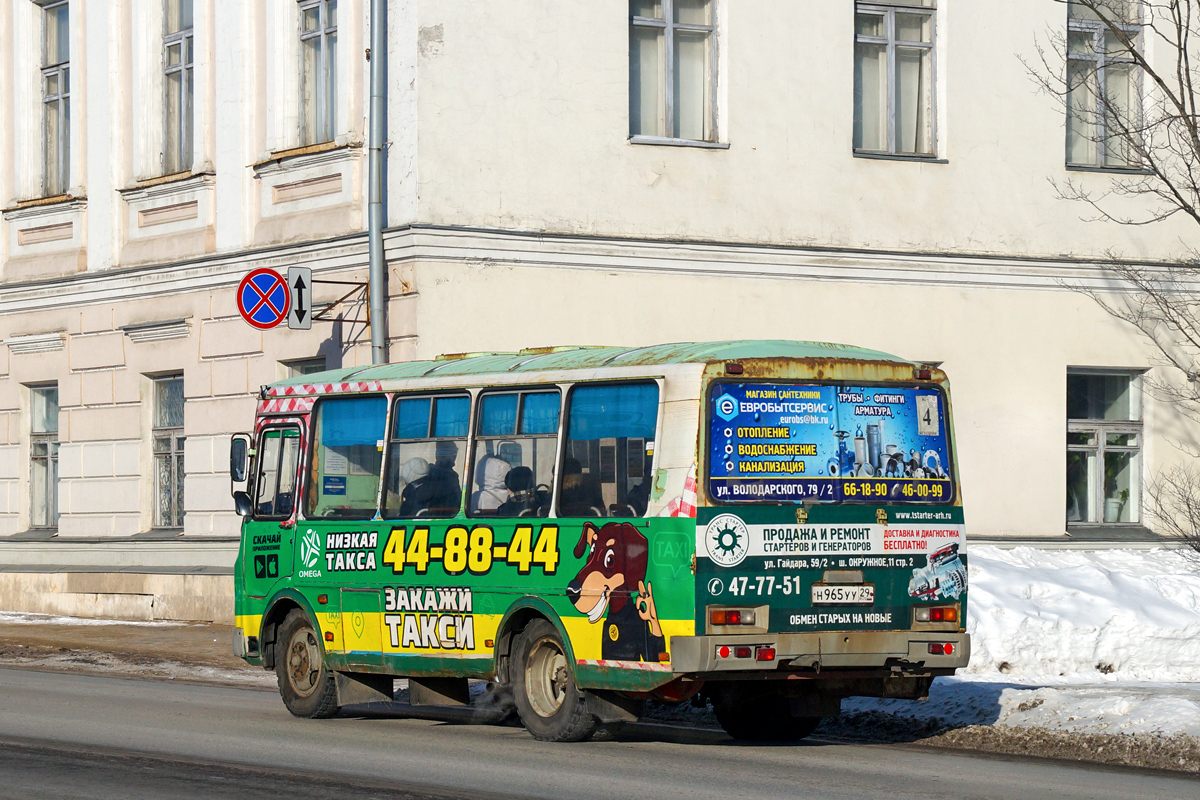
left=708, top=383, right=953, bottom=504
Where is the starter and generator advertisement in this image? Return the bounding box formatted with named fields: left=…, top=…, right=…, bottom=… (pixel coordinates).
left=708, top=383, right=953, bottom=505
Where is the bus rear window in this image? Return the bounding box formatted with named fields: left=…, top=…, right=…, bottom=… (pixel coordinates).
left=708, top=383, right=953, bottom=504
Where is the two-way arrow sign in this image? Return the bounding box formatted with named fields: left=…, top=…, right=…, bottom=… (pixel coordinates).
left=286, top=267, right=312, bottom=330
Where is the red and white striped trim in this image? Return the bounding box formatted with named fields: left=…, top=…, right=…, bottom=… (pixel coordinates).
left=266, top=380, right=384, bottom=398
left=660, top=463, right=697, bottom=518
left=576, top=658, right=673, bottom=672
left=258, top=396, right=316, bottom=415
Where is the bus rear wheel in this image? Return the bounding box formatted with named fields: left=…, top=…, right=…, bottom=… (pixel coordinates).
left=713, top=692, right=821, bottom=742
left=512, top=619, right=597, bottom=742
left=275, top=609, right=339, bottom=719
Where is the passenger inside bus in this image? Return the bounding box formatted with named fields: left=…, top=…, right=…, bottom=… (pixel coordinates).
left=496, top=465, right=549, bottom=517
left=472, top=455, right=511, bottom=512
left=397, top=456, right=461, bottom=518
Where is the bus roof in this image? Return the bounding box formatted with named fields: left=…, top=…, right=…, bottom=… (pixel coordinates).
left=271, top=340, right=913, bottom=389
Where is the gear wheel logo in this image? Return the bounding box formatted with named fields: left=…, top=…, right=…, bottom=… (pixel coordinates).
left=300, top=528, right=321, bottom=570
left=705, top=514, right=750, bottom=567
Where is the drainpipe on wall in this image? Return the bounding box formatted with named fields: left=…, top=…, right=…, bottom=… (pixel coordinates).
left=368, top=0, right=388, bottom=365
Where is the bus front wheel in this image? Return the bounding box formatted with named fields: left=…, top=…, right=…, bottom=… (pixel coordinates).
left=275, top=609, right=339, bottom=719
left=713, top=692, right=821, bottom=741
left=512, top=618, right=597, bottom=742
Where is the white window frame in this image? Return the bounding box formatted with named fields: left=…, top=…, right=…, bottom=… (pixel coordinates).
left=1066, top=370, right=1143, bottom=526
left=284, top=357, right=327, bottom=378
left=152, top=375, right=186, bottom=530
left=629, top=0, right=721, bottom=146
left=40, top=0, right=70, bottom=197
left=853, top=1, right=937, bottom=158
left=298, top=0, right=338, bottom=146
left=1066, top=2, right=1142, bottom=168
left=29, top=385, right=59, bottom=530
left=162, top=0, right=195, bottom=175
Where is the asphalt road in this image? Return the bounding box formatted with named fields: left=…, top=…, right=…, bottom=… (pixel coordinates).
left=0, top=668, right=1195, bottom=800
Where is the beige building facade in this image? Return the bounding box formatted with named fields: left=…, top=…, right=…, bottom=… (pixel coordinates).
left=0, top=0, right=1188, bottom=622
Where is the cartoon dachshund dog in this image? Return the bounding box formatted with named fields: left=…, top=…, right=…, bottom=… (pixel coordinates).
left=566, top=521, right=664, bottom=661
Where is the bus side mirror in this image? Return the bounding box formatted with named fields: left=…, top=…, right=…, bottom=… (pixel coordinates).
left=233, top=491, right=253, bottom=517
left=230, top=433, right=252, bottom=490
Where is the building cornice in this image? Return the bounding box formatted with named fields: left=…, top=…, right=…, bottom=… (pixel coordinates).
left=0, top=224, right=1191, bottom=315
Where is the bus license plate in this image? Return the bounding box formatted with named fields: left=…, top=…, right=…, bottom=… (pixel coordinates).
left=811, top=584, right=875, bottom=605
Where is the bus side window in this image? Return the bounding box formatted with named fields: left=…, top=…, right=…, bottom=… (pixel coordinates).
left=304, top=396, right=387, bottom=520
left=559, top=382, right=659, bottom=518
left=469, top=390, right=559, bottom=518
left=254, top=428, right=301, bottom=518
left=383, top=395, right=469, bottom=519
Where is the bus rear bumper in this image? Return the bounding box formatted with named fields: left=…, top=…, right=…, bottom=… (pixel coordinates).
left=670, top=631, right=970, bottom=674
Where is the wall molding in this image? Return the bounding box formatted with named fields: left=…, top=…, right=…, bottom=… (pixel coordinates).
left=119, top=318, right=192, bottom=343
left=6, top=331, right=67, bottom=355
left=0, top=224, right=1193, bottom=319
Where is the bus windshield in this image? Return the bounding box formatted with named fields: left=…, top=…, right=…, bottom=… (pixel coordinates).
left=708, top=382, right=953, bottom=504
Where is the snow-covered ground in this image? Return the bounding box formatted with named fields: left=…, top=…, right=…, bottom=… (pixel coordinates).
left=846, top=545, right=1200, bottom=737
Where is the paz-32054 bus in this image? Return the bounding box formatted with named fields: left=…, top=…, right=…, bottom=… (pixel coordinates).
left=230, top=341, right=969, bottom=741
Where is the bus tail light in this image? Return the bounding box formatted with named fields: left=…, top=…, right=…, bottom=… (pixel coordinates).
left=928, top=643, right=955, bottom=655
left=915, top=605, right=958, bottom=623
left=755, top=647, right=776, bottom=662
left=710, top=609, right=756, bottom=626
left=915, top=367, right=932, bottom=380
left=734, top=646, right=753, bottom=658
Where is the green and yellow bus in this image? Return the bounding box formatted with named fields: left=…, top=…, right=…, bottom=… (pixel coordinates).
left=231, top=341, right=969, bottom=742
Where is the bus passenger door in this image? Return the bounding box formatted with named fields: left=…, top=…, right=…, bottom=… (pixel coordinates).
left=245, top=426, right=302, bottom=591
left=340, top=588, right=383, bottom=667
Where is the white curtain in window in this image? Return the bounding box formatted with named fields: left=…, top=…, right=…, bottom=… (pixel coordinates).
left=630, top=26, right=664, bottom=137
left=854, top=43, right=887, bottom=151
left=673, top=30, right=710, bottom=141
left=1067, top=61, right=1098, bottom=165
left=896, top=47, right=931, bottom=154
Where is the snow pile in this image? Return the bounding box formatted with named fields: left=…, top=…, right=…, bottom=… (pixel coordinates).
left=844, top=545, right=1200, bottom=737
left=0, top=611, right=184, bottom=627
left=964, top=546, right=1200, bottom=682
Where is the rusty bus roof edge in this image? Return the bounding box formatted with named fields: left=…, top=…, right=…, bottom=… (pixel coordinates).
left=265, top=340, right=927, bottom=392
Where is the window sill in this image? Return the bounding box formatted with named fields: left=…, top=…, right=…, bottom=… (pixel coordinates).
left=629, top=135, right=730, bottom=150
left=256, top=140, right=354, bottom=169
left=3, top=194, right=85, bottom=213
left=121, top=169, right=215, bottom=194
left=854, top=151, right=947, bottom=164
left=1065, top=524, right=1159, bottom=541
left=1065, top=163, right=1152, bottom=175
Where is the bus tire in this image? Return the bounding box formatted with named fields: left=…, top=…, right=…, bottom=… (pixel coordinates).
left=275, top=609, right=339, bottom=719
left=714, top=694, right=821, bottom=742
left=512, top=618, right=597, bottom=742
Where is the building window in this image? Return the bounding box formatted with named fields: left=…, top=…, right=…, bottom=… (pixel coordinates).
left=163, top=0, right=194, bottom=174
left=854, top=1, right=936, bottom=156
left=284, top=357, right=327, bottom=377
left=1066, top=0, right=1141, bottom=168
left=41, top=0, right=70, bottom=196
left=299, top=0, right=337, bottom=146
left=629, top=0, right=716, bottom=143
left=152, top=376, right=185, bottom=529
left=29, top=386, right=59, bottom=529
left=1066, top=372, right=1142, bottom=525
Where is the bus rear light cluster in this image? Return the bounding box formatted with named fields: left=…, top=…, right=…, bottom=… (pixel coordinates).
left=710, top=609, right=755, bottom=626
left=928, top=642, right=955, bottom=655
left=915, top=605, right=958, bottom=623
left=715, top=645, right=775, bottom=661
left=716, top=645, right=755, bottom=659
